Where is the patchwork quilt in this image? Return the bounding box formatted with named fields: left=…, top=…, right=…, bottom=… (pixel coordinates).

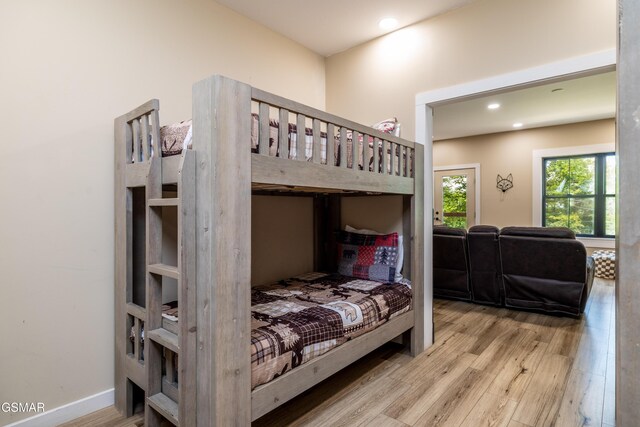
left=251, top=272, right=412, bottom=389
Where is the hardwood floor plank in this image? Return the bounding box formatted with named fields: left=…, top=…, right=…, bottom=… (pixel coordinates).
left=412, top=367, right=494, bottom=427
left=435, top=299, right=477, bottom=323
left=584, top=301, right=613, bottom=332
left=301, top=377, right=409, bottom=427
left=390, top=332, right=477, bottom=384
left=547, top=320, right=585, bottom=357
left=554, top=369, right=605, bottom=427
left=513, top=312, right=565, bottom=343
left=466, top=315, right=519, bottom=356
left=471, top=328, right=538, bottom=375
left=511, top=353, right=573, bottom=427
left=58, top=407, right=143, bottom=427
left=573, top=331, right=608, bottom=377
left=507, top=421, right=530, bottom=427
left=360, top=413, right=409, bottom=427
left=254, top=344, right=404, bottom=426
left=602, top=353, right=616, bottom=426
left=385, top=352, right=477, bottom=424
left=459, top=392, right=518, bottom=427
left=487, top=339, right=548, bottom=402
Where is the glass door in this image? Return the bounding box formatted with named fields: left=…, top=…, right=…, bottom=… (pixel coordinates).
left=434, top=168, right=476, bottom=229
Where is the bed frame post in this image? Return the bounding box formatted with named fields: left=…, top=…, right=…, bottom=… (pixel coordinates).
left=114, top=115, right=132, bottom=416
left=193, top=75, right=252, bottom=426
left=410, top=144, right=425, bottom=355
left=313, top=194, right=341, bottom=272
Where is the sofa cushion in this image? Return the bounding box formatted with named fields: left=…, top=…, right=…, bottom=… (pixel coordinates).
left=500, top=226, right=575, bottom=239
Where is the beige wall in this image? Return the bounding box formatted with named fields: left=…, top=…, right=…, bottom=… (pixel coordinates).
left=325, top=0, right=616, bottom=141
left=434, top=119, right=615, bottom=228
left=342, top=196, right=404, bottom=235
left=252, top=196, right=314, bottom=285
left=0, top=1, right=324, bottom=424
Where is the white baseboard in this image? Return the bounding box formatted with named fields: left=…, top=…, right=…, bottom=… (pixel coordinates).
left=4, top=389, right=114, bottom=427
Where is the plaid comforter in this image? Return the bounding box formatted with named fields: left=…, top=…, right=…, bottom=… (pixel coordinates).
left=251, top=272, right=412, bottom=389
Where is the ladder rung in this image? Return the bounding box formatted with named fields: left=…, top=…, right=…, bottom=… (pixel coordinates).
left=148, top=263, right=180, bottom=279
left=126, top=302, right=145, bottom=320
left=148, top=328, right=179, bottom=353
left=147, top=393, right=178, bottom=426
left=148, top=198, right=179, bottom=207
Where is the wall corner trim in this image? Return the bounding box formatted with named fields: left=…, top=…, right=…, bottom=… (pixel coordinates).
left=4, top=389, right=114, bottom=427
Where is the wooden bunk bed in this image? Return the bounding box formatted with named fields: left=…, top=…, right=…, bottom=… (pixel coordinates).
left=114, top=75, right=425, bottom=426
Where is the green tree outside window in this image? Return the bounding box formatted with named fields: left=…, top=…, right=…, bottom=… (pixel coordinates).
left=543, top=153, right=615, bottom=237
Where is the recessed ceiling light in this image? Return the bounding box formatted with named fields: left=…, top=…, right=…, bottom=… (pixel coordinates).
left=379, top=17, right=398, bottom=30
left=487, top=103, right=500, bottom=110
left=513, top=122, right=523, bottom=128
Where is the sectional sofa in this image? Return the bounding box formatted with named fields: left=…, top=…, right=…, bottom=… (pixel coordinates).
left=433, top=225, right=595, bottom=317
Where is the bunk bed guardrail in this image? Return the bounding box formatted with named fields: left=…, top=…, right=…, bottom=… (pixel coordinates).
left=250, top=87, right=416, bottom=194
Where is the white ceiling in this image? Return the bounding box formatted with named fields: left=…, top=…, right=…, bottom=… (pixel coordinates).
left=433, top=71, right=617, bottom=141
left=215, top=0, right=475, bottom=57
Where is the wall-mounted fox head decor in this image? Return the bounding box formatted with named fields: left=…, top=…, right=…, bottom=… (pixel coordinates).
left=496, top=173, right=513, bottom=193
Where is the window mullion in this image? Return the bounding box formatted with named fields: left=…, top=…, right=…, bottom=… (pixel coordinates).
left=594, top=154, right=605, bottom=237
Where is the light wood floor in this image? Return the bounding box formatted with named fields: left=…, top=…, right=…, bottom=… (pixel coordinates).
left=63, top=278, right=615, bottom=427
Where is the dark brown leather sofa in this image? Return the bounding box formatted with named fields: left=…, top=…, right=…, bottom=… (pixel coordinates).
left=499, top=226, right=595, bottom=316
left=467, top=225, right=503, bottom=306
left=433, top=225, right=595, bottom=316
left=433, top=226, right=471, bottom=301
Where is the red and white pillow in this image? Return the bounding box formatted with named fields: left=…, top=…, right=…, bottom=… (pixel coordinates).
left=337, top=229, right=400, bottom=283
left=345, top=225, right=404, bottom=282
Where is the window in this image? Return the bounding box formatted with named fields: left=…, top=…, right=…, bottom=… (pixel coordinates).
left=542, top=152, right=615, bottom=237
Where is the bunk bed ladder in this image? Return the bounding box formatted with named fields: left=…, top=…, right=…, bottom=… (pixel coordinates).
left=144, top=151, right=195, bottom=427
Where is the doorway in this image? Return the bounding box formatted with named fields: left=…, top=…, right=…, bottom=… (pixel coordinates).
left=416, top=48, right=620, bottom=422
left=433, top=166, right=478, bottom=228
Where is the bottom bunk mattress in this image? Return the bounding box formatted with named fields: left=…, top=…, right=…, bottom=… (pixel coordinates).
left=251, top=272, right=412, bottom=389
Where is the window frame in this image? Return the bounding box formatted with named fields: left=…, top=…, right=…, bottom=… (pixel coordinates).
left=532, top=143, right=615, bottom=248
left=541, top=152, right=615, bottom=238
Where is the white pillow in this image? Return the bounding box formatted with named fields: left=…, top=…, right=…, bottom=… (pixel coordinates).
left=345, top=224, right=404, bottom=282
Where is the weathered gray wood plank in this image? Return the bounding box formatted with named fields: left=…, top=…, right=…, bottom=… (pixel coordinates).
left=312, top=118, right=321, bottom=163
left=617, top=1, right=640, bottom=423
left=178, top=150, right=196, bottom=427
left=278, top=108, right=289, bottom=159
left=251, top=88, right=414, bottom=149
left=114, top=113, right=130, bottom=416
left=352, top=131, right=360, bottom=170
left=193, top=75, right=252, bottom=426
left=327, top=123, right=335, bottom=166
left=144, top=157, right=163, bottom=427
left=410, top=143, right=425, bottom=355
left=251, top=154, right=414, bottom=195
left=259, top=102, right=269, bottom=156
left=296, top=114, right=306, bottom=161
left=373, top=137, right=380, bottom=173
left=339, top=127, right=347, bottom=168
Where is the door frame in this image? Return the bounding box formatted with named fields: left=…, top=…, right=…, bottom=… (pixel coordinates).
left=415, top=48, right=620, bottom=410
left=415, top=49, right=616, bottom=350
left=434, top=163, right=481, bottom=226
